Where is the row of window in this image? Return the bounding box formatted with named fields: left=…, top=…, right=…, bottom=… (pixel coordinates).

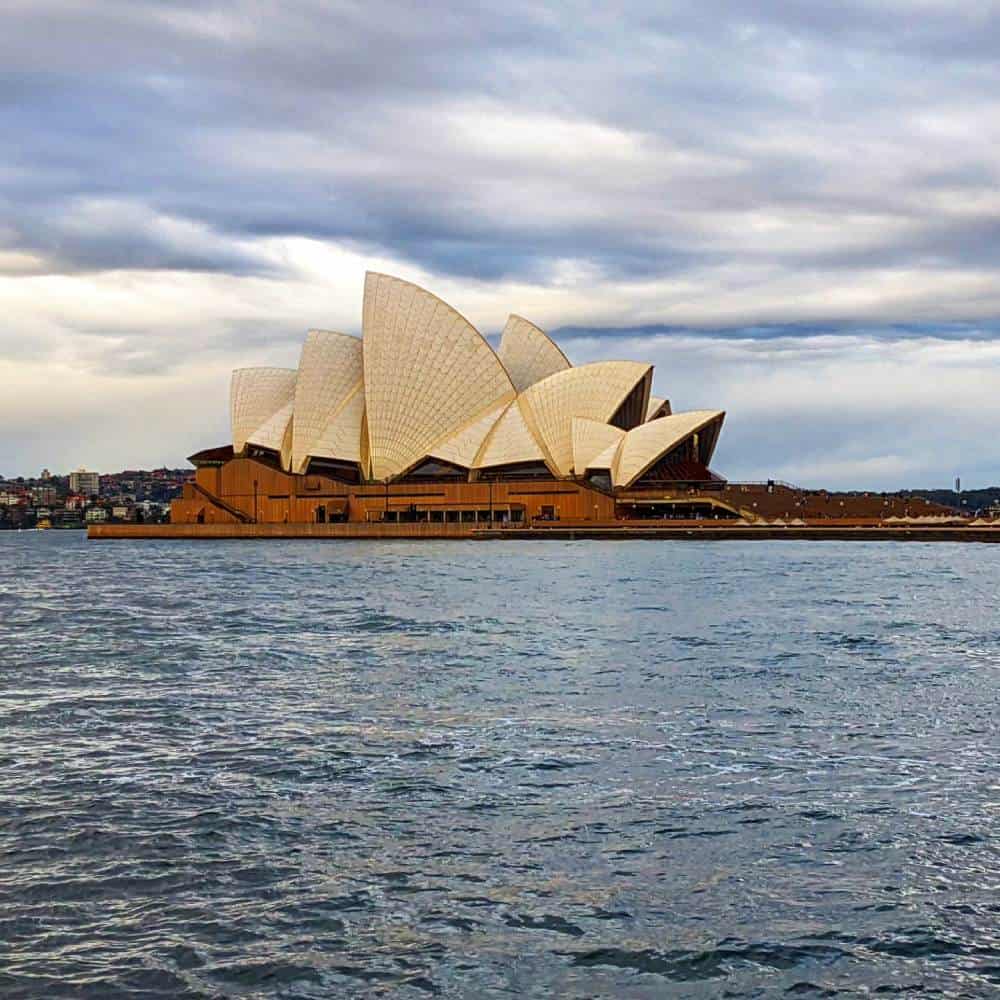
left=375, top=509, right=527, bottom=524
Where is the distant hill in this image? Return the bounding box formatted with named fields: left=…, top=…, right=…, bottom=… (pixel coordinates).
left=902, top=487, right=1000, bottom=515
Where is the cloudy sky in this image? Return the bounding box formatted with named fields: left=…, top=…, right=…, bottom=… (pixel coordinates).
left=2, top=0, right=999, bottom=488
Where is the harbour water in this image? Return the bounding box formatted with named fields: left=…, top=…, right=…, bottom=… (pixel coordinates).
left=2, top=532, right=999, bottom=997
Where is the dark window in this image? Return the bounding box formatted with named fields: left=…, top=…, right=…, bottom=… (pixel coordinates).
left=608, top=375, right=650, bottom=431
left=305, top=458, right=361, bottom=484
left=400, top=459, right=467, bottom=481
left=479, top=462, right=554, bottom=481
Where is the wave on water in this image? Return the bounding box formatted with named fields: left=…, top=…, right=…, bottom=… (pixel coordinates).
left=1, top=534, right=999, bottom=997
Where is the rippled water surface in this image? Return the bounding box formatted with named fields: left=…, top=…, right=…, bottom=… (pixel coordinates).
left=2, top=532, right=999, bottom=998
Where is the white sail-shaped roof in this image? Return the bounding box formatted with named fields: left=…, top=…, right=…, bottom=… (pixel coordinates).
left=246, top=399, right=294, bottom=454
left=222, top=273, right=728, bottom=487
left=279, top=410, right=294, bottom=471
left=613, top=410, right=725, bottom=488
left=231, top=367, right=297, bottom=454
left=646, top=396, right=671, bottom=421
left=518, top=361, right=652, bottom=477
left=309, top=383, right=365, bottom=465
left=497, top=315, right=571, bottom=393
left=571, top=418, right=625, bottom=474
left=590, top=439, right=622, bottom=471
left=362, top=272, right=516, bottom=480
left=429, top=399, right=510, bottom=469
left=290, top=330, right=363, bottom=473
left=474, top=399, right=547, bottom=469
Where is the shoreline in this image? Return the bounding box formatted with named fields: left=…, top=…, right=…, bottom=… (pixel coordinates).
left=87, top=522, right=1000, bottom=542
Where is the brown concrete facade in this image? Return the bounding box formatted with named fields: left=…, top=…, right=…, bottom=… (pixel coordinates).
left=169, top=454, right=964, bottom=532
left=102, top=453, right=992, bottom=542
left=170, top=455, right=617, bottom=527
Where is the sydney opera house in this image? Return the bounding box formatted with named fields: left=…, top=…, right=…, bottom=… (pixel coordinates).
left=171, top=272, right=728, bottom=528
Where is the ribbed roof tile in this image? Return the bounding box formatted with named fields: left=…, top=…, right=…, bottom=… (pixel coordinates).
left=519, top=361, right=652, bottom=476
left=497, top=315, right=571, bottom=392
left=362, top=273, right=515, bottom=480
left=290, top=330, right=363, bottom=473
left=613, top=411, right=725, bottom=488
left=475, top=399, right=547, bottom=469
left=231, top=367, right=297, bottom=454
left=571, top=418, right=625, bottom=473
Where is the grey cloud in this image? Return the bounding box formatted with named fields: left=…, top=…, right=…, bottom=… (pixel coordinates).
left=4, top=1, right=1000, bottom=483
left=554, top=319, right=1000, bottom=343
left=566, top=331, right=1000, bottom=490
left=2, top=0, right=999, bottom=299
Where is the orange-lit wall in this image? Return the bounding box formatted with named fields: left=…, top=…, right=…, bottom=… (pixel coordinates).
left=171, top=457, right=616, bottom=525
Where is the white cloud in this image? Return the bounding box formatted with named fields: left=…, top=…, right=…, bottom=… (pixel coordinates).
left=567, top=333, right=1000, bottom=489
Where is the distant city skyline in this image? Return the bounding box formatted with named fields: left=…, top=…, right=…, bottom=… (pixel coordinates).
left=2, top=2, right=1000, bottom=488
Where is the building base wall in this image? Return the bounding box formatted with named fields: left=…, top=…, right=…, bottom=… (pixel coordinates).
left=168, top=456, right=968, bottom=530
left=89, top=522, right=1000, bottom=542
left=171, top=456, right=617, bottom=526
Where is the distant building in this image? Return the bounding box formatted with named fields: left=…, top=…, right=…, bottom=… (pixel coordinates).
left=69, top=469, right=100, bottom=496
left=49, top=508, right=81, bottom=528
left=84, top=508, right=108, bottom=523
left=135, top=500, right=163, bottom=522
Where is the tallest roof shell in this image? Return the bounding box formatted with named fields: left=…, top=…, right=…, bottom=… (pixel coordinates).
left=361, top=272, right=516, bottom=481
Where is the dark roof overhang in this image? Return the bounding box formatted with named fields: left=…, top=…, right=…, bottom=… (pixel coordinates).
left=187, top=444, right=234, bottom=467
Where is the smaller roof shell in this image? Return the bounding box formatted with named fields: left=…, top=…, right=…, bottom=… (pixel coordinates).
left=497, top=315, right=571, bottom=392
left=231, top=367, right=297, bottom=454
left=519, top=361, right=652, bottom=476
left=309, top=383, right=365, bottom=466
left=613, top=410, right=725, bottom=488
left=571, top=418, right=625, bottom=474
left=474, top=398, right=547, bottom=469
left=291, top=330, right=363, bottom=473
left=646, top=396, right=671, bottom=421
left=429, top=398, right=511, bottom=469
left=246, top=399, right=294, bottom=453
left=590, top=439, right=624, bottom=471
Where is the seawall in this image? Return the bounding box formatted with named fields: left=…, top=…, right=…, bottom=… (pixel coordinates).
left=88, top=522, right=1000, bottom=542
